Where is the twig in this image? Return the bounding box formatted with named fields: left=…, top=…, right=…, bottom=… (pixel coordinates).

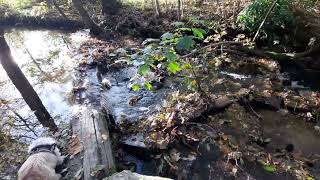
left=184, top=56, right=207, bottom=97
left=13, top=111, right=39, bottom=137
left=253, top=0, right=278, bottom=41
left=248, top=103, right=262, bottom=119
left=182, top=41, right=242, bottom=58
left=5, top=105, right=39, bottom=137
left=25, top=48, right=50, bottom=77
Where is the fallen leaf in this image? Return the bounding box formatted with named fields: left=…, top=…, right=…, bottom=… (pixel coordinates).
left=68, top=136, right=83, bottom=156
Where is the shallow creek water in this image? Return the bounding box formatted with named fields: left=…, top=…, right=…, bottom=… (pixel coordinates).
left=0, top=29, right=89, bottom=141
left=259, top=109, right=320, bottom=156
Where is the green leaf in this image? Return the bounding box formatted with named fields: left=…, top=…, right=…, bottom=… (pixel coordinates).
left=161, top=32, right=175, bottom=40
left=192, top=28, right=206, bottom=39
left=138, top=64, right=150, bottom=76
left=176, top=36, right=194, bottom=51
left=171, top=21, right=185, bottom=27
left=307, top=176, right=314, bottom=180
left=132, top=84, right=140, bottom=91
left=167, top=61, right=181, bottom=74
left=144, top=82, right=152, bottom=90
left=263, top=164, right=276, bottom=172
left=183, top=63, right=192, bottom=70
left=164, top=48, right=177, bottom=61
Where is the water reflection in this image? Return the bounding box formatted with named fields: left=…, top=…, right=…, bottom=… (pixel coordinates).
left=0, top=30, right=89, bottom=141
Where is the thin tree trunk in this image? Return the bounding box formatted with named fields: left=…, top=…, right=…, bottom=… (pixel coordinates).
left=181, top=0, right=184, bottom=18
left=52, top=0, right=69, bottom=20
left=0, top=29, right=58, bottom=132
left=177, top=0, right=181, bottom=20
left=153, top=0, right=161, bottom=17
left=253, top=0, right=278, bottom=41
left=72, top=0, right=102, bottom=35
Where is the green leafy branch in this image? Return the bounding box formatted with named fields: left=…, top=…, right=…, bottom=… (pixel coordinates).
left=131, top=27, right=208, bottom=93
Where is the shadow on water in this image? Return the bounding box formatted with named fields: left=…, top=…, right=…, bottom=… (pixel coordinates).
left=0, top=29, right=89, bottom=142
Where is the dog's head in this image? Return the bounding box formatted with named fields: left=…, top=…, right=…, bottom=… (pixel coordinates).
left=28, top=137, right=60, bottom=156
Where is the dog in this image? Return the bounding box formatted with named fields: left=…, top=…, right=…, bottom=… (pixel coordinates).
left=18, top=137, right=64, bottom=180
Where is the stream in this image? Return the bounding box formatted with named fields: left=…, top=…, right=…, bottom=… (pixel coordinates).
left=0, top=29, right=319, bottom=179
left=0, top=29, right=89, bottom=141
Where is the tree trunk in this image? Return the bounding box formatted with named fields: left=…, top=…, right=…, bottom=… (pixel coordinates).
left=153, top=0, right=161, bottom=17
left=177, top=0, right=182, bottom=20
left=101, top=0, right=120, bottom=15
left=71, top=0, right=102, bottom=35
left=0, top=29, right=58, bottom=132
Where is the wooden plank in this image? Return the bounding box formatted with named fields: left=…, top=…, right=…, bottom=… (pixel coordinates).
left=80, top=107, right=115, bottom=180
left=106, top=170, right=173, bottom=180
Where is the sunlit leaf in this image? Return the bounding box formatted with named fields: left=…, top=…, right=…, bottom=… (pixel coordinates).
left=192, top=28, right=206, bottom=39
left=307, top=176, right=314, bottom=180
left=263, top=164, right=276, bottom=172
left=167, top=61, right=181, bottom=74
left=176, top=36, right=194, bottom=51
left=144, top=82, right=152, bottom=90
left=220, top=30, right=227, bottom=36
left=132, top=84, right=140, bottom=91
left=138, top=64, right=150, bottom=76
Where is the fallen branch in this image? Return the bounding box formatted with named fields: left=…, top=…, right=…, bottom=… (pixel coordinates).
left=182, top=41, right=243, bottom=58
left=0, top=15, right=84, bottom=30
left=234, top=45, right=320, bottom=62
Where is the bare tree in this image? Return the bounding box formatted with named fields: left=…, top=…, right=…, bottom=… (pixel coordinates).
left=72, top=0, right=102, bottom=35
left=0, top=29, right=58, bottom=132
left=101, top=0, right=120, bottom=15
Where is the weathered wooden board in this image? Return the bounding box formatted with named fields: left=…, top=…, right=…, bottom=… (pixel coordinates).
left=79, top=107, right=115, bottom=180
